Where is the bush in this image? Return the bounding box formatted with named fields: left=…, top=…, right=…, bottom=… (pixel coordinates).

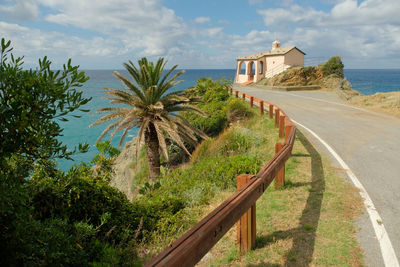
left=30, top=164, right=146, bottom=243
left=91, top=141, right=121, bottom=182
left=322, top=56, right=344, bottom=77
left=226, top=98, right=255, bottom=122
left=184, top=100, right=227, bottom=136
left=183, top=78, right=231, bottom=136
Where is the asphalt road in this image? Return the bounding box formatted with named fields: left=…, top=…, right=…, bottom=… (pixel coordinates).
left=233, top=84, right=400, bottom=266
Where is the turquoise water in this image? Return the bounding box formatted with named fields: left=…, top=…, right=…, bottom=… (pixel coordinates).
left=57, top=69, right=236, bottom=171
left=57, top=68, right=400, bottom=171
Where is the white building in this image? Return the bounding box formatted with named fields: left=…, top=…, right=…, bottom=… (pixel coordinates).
left=235, top=40, right=305, bottom=84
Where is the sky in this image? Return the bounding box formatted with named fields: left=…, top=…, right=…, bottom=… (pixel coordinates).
left=1, top=0, right=399, bottom=69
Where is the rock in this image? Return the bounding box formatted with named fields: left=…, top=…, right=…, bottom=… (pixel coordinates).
left=110, top=138, right=138, bottom=201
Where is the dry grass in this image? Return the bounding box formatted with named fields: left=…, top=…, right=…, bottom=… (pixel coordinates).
left=346, top=91, right=400, bottom=118
left=196, top=129, right=364, bottom=267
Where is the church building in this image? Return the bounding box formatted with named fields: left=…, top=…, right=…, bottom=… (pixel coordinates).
left=235, top=40, right=305, bottom=84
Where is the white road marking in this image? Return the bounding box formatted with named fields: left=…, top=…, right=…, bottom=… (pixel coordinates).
left=234, top=85, right=399, bottom=265
left=292, top=119, right=399, bottom=267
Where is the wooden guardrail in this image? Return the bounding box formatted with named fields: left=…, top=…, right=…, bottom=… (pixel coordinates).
left=145, top=87, right=296, bottom=267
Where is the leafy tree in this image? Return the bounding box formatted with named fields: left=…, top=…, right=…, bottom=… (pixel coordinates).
left=0, top=38, right=91, bottom=177
left=90, top=57, right=207, bottom=179
left=322, top=56, right=344, bottom=77
left=0, top=38, right=98, bottom=265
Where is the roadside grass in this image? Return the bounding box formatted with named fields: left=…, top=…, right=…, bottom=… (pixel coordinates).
left=197, top=127, right=364, bottom=266
left=138, top=99, right=364, bottom=266
left=138, top=111, right=279, bottom=262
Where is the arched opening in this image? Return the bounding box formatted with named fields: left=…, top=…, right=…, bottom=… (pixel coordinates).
left=259, top=61, right=263, bottom=74
left=239, top=61, right=245, bottom=74
left=248, top=61, right=255, bottom=81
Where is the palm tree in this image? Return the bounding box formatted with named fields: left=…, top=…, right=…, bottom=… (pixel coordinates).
left=89, top=57, right=207, bottom=179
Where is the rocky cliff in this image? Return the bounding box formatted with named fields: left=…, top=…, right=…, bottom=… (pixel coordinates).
left=110, top=138, right=137, bottom=201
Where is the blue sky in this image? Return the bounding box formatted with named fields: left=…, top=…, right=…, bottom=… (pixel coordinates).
left=1, top=0, right=399, bottom=69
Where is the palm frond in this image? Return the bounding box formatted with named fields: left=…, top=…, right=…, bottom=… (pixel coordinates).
left=89, top=112, right=126, bottom=127
left=153, top=122, right=168, bottom=161
left=95, top=107, right=131, bottom=114
left=91, top=57, right=207, bottom=174
left=167, top=104, right=206, bottom=116
left=135, top=118, right=150, bottom=162
left=97, top=121, right=120, bottom=142
left=162, top=124, right=191, bottom=156
left=113, top=71, right=146, bottom=101
left=119, top=120, right=137, bottom=147
left=172, top=113, right=208, bottom=139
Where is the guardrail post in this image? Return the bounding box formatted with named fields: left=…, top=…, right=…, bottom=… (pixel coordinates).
left=279, top=115, right=285, bottom=138
left=285, top=123, right=293, bottom=144
left=235, top=91, right=239, bottom=98
left=250, top=96, right=254, bottom=108
left=236, top=174, right=256, bottom=253
left=275, top=143, right=285, bottom=188
left=275, top=108, right=280, bottom=128
left=260, top=101, right=264, bottom=115
left=269, top=104, right=273, bottom=118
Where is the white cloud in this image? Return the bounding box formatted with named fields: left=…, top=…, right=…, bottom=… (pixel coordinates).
left=0, top=21, right=121, bottom=67
left=0, top=0, right=39, bottom=21
left=194, top=16, right=211, bottom=24
left=203, top=27, right=223, bottom=37
left=38, top=0, right=190, bottom=57
left=257, top=0, right=400, bottom=68
left=1, top=0, right=399, bottom=69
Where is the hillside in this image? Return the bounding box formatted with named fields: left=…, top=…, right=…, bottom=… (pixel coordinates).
left=257, top=57, right=354, bottom=95
left=256, top=57, right=400, bottom=118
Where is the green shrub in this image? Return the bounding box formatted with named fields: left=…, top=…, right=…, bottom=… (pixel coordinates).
left=182, top=78, right=231, bottom=137
left=29, top=164, right=147, bottom=242
left=226, top=98, right=255, bottom=122
left=184, top=100, right=227, bottom=136
left=185, top=78, right=230, bottom=103
left=322, top=56, right=344, bottom=77
left=91, top=141, right=120, bottom=182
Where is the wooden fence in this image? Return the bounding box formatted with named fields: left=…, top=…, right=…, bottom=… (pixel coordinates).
left=145, top=87, right=296, bottom=267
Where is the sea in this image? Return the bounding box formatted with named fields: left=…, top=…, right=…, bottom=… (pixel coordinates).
left=57, top=69, right=400, bottom=171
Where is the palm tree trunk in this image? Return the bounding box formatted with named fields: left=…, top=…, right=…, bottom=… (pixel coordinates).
left=145, top=123, right=160, bottom=179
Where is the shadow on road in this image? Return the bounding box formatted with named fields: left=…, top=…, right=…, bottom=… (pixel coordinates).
left=247, top=130, right=326, bottom=266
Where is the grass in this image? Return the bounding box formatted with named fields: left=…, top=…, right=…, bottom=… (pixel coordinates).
left=195, top=120, right=364, bottom=266
left=138, top=99, right=364, bottom=266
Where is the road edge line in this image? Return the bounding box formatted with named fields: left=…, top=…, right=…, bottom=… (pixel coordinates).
left=292, top=119, right=399, bottom=267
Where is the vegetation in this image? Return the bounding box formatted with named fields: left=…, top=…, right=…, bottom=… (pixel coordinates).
left=200, top=130, right=364, bottom=266
left=1, top=38, right=362, bottom=266
left=322, top=56, right=344, bottom=77
left=0, top=38, right=255, bottom=265
left=0, top=39, right=144, bottom=265
left=0, top=38, right=90, bottom=178
left=90, top=58, right=206, bottom=179
left=183, top=78, right=231, bottom=136
left=226, top=97, right=255, bottom=122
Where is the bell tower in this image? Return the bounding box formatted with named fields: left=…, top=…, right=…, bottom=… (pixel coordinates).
left=272, top=40, right=281, bottom=50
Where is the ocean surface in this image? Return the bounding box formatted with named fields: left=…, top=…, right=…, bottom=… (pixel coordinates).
left=57, top=69, right=236, bottom=171
left=57, top=68, right=400, bottom=171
